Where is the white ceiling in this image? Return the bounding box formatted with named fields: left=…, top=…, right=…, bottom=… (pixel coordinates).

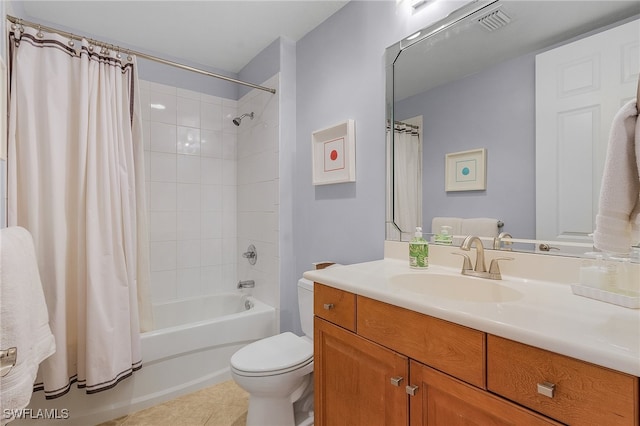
left=20, top=1, right=349, bottom=74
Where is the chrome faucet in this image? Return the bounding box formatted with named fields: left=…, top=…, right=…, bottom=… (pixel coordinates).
left=458, top=235, right=512, bottom=280
left=237, top=280, right=255, bottom=289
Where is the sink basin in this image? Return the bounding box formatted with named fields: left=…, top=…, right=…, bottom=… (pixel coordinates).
left=390, top=273, right=523, bottom=303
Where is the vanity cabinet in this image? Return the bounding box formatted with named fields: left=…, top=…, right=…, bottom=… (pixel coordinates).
left=409, top=360, right=559, bottom=425
left=487, top=335, right=639, bottom=426
left=314, top=283, right=639, bottom=426
left=315, top=317, right=408, bottom=425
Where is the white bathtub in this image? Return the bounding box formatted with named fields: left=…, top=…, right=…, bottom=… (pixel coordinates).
left=17, top=293, right=276, bottom=425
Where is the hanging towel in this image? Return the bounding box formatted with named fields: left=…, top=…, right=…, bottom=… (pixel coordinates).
left=0, top=227, right=56, bottom=423
left=431, top=217, right=463, bottom=235
left=594, top=100, right=640, bottom=254
left=461, top=218, right=501, bottom=238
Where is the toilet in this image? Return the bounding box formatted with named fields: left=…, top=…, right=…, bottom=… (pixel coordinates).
left=230, top=278, right=315, bottom=426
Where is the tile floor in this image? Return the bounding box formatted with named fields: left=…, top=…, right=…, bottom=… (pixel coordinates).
left=98, top=380, right=248, bottom=426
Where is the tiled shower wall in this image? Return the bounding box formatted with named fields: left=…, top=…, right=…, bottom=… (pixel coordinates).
left=141, top=80, right=239, bottom=303
left=141, top=74, right=281, bottom=310
left=236, top=74, right=280, bottom=313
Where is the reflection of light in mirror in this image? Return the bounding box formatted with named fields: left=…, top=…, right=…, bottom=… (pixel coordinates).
left=406, top=31, right=422, bottom=41
left=150, top=103, right=165, bottom=110
left=411, top=0, right=429, bottom=11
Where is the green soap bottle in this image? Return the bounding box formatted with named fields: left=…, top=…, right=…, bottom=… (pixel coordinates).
left=409, top=227, right=429, bottom=269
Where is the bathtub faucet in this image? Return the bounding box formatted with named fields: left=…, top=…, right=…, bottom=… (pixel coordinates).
left=237, top=280, right=255, bottom=289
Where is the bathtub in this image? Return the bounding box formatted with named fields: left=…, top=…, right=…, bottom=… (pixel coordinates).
left=17, top=293, right=276, bottom=425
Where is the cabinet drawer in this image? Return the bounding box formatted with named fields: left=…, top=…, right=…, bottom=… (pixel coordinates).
left=487, top=335, right=639, bottom=426
left=357, top=296, right=486, bottom=388
left=314, top=283, right=356, bottom=332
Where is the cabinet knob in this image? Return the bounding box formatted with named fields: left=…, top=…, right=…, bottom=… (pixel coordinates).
left=323, top=303, right=334, bottom=310
left=537, top=381, right=555, bottom=398
left=390, top=376, right=404, bottom=386
left=406, top=385, right=419, bottom=396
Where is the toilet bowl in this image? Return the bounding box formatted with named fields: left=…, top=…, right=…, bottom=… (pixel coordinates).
left=230, top=278, right=315, bottom=426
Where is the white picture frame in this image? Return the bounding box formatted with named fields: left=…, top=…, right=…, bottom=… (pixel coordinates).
left=312, top=119, right=356, bottom=185
left=445, top=148, right=486, bottom=191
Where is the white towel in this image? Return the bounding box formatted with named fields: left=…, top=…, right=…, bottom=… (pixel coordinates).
left=0, top=227, right=56, bottom=423
left=431, top=217, right=463, bottom=235
left=461, top=218, right=500, bottom=238
left=593, top=100, right=640, bottom=254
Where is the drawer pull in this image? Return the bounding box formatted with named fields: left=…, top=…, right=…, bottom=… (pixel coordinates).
left=537, top=381, right=556, bottom=398
left=323, top=303, right=335, bottom=310
left=406, top=385, right=419, bottom=396
left=390, top=376, right=404, bottom=386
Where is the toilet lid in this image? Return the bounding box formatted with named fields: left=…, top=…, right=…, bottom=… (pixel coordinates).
left=231, top=332, right=313, bottom=375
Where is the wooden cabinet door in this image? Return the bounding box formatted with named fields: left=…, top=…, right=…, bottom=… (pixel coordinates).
left=409, top=361, right=561, bottom=426
left=315, top=317, right=409, bottom=426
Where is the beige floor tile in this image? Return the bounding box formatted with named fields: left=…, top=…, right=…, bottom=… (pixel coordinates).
left=98, top=415, right=129, bottom=426
left=98, top=380, right=247, bottom=426
left=203, top=404, right=248, bottom=426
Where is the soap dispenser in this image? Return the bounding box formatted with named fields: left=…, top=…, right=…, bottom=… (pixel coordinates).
left=434, top=225, right=453, bottom=245
left=409, top=227, right=429, bottom=269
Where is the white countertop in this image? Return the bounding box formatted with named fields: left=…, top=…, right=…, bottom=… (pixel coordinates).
left=304, top=258, right=640, bottom=376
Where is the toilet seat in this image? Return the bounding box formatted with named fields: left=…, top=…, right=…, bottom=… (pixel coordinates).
left=231, top=332, right=313, bottom=377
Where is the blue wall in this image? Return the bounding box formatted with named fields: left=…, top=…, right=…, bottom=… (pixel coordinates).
left=293, top=1, right=461, bottom=281
left=238, top=38, right=281, bottom=99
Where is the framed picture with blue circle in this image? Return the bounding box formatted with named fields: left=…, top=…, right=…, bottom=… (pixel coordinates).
left=445, top=148, right=486, bottom=192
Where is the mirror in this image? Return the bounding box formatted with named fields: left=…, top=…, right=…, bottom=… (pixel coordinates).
left=386, top=0, right=640, bottom=255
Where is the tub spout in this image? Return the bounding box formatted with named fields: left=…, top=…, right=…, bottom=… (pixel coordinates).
left=238, top=280, right=255, bottom=289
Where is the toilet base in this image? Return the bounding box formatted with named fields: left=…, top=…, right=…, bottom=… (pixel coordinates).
left=245, top=374, right=313, bottom=426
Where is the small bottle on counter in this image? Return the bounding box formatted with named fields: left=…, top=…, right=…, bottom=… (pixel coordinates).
left=579, top=253, right=607, bottom=288
left=409, top=227, right=429, bottom=269
left=434, top=225, right=453, bottom=245
left=579, top=252, right=619, bottom=292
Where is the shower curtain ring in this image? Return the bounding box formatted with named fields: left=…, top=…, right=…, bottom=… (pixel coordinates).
left=36, top=26, right=44, bottom=39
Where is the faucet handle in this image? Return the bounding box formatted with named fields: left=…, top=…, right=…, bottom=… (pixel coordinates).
left=451, top=252, right=473, bottom=272
left=488, top=257, right=514, bottom=276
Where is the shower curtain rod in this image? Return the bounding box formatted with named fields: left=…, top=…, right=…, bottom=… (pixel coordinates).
left=6, top=15, right=277, bottom=95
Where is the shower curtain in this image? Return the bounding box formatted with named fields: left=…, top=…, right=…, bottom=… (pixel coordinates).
left=390, top=122, right=422, bottom=235
left=7, top=23, right=152, bottom=398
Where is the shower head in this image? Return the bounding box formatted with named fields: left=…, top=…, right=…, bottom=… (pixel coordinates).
left=232, top=112, right=254, bottom=126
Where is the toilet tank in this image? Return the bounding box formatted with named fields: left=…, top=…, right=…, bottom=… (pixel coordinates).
left=297, top=278, right=314, bottom=338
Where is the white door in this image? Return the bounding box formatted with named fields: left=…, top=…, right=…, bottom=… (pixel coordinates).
left=535, top=18, right=639, bottom=242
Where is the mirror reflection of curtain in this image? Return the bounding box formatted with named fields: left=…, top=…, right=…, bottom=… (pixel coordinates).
left=392, top=122, right=422, bottom=235
left=7, top=24, right=151, bottom=398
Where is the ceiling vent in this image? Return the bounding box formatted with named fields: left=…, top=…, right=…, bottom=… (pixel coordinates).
left=477, top=9, right=512, bottom=31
